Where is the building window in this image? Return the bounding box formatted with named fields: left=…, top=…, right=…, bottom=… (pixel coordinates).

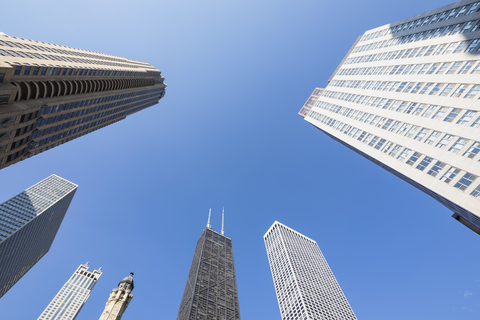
left=0, top=94, right=9, bottom=106
left=427, top=161, right=445, bottom=177
left=463, top=142, right=480, bottom=159
left=464, top=85, right=479, bottom=99
left=440, top=167, right=460, bottom=184
left=451, top=84, right=470, bottom=98
left=444, top=108, right=461, bottom=122
left=436, top=134, right=454, bottom=149
left=471, top=185, right=480, bottom=198
left=454, top=173, right=477, bottom=191
left=457, top=111, right=477, bottom=125
left=406, top=152, right=421, bottom=166
left=439, top=84, right=455, bottom=96
left=416, top=156, right=433, bottom=171
left=472, top=117, right=480, bottom=128
left=448, top=138, right=468, bottom=154
left=414, top=128, right=428, bottom=141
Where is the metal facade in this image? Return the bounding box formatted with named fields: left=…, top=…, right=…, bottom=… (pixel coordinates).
left=177, top=228, right=241, bottom=320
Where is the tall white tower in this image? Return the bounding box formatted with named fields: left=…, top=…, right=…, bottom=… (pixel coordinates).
left=98, top=273, right=134, bottom=320
left=37, top=263, right=102, bottom=320
left=302, top=0, right=480, bottom=235
left=264, top=221, right=357, bottom=320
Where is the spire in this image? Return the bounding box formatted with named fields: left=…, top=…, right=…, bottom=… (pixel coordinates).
left=221, top=207, right=224, bottom=235
left=207, top=208, right=212, bottom=229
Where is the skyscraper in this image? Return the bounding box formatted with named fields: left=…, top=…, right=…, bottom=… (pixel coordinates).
left=177, top=209, right=241, bottom=320
left=301, top=0, right=480, bottom=235
left=264, top=221, right=357, bottom=320
left=0, top=174, right=78, bottom=298
left=98, top=272, right=134, bottom=320
left=0, top=32, right=166, bottom=171
left=38, top=263, right=102, bottom=320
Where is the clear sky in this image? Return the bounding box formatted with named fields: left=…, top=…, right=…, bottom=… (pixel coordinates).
left=0, top=0, right=479, bottom=319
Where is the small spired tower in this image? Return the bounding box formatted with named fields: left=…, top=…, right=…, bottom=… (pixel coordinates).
left=98, top=272, right=134, bottom=320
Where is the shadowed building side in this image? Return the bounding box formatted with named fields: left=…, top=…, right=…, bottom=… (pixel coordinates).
left=177, top=209, right=241, bottom=320
left=0, top=174, right=78, bottom=298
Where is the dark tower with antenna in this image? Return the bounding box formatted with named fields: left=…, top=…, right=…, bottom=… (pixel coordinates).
left=176, top=209, right=241, bottom=320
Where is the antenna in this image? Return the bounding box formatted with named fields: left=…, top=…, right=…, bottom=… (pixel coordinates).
left=221, top=207, right=224, bottom=235
left=207, top=208, right=212, bottom=229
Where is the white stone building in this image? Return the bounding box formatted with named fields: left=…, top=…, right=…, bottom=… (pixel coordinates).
left=264, top=221, right=357, bottom=320
left=302, top=0, right=480, bottom=235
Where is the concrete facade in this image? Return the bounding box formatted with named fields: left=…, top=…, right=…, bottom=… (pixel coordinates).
left=0, top=33, right=166, bottom=171
left=38, top=263, right=102, bottom=320
left=264, top=221, right=357, bottom=320
left=302, top=0, right=480, bottom=235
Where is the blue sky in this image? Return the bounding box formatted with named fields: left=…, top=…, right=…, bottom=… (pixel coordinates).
left=0, top=0, right=479, bottom=319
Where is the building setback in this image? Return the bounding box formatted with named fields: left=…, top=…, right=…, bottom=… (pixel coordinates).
left=0, top=174, right=78, bottom=298
left=302, top=0, right=480, bottom=235
left=264, top=221, right=357, bottom=320
left=0, top=32, right=166, bottom=171
left=177, top=210, right=241, bottom=320
left=38, top=263, right=102, bottom=320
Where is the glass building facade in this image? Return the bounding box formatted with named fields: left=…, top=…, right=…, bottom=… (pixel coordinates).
left=177, top=227, right=241, bottom=320
left=37, top=263, right=102, bottom=320
left=302, top=0, right=480, bottom=235
left=0, top=174, right=78, bottom=298
left=0, top=33, right=166, bottom=171
left=264, top=221, right=357, bottom=320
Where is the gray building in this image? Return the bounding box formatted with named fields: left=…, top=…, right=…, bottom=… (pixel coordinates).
left=0, top=32, right=166, bottom=171
left=302, top=0, right=480, bottom=235
left=177, top=210, right=241, bottom=320
left=264, top=221, right=357, bottom=320
left=38, top=263, right=102, bottom=320
left=0, top=174, right=77, bottom=298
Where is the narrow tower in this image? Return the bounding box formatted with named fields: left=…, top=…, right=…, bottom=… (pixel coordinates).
left=38, top=263, right=102, bottom=320
left=98, top=273, right=134, bottom=320
left=176, top=209, right=241, bottom=320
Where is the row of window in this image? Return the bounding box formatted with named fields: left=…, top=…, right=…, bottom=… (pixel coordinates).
left=39, top=88, right=161, bottom=116
left=32, top=93, right=161, bottom=141
left=345, top=38, right=480, bottom=65
left=7, top=62, right=145, bottom=78
left=355, top=17, right=480, bottom=54
left=307, top=110, right=480, bottom=199
left=321, top=88, right=479, bottom=126
left=338, top=59, right=480, bottom=77
left=0, top=37, right=134, bottom=65
left=330, top=79, right=480, bottom=101
left=313, top=100, right=480, bottom=161
left=31, top=98, right=158, bottom=151
left=360, top=2, right=480, bottom=42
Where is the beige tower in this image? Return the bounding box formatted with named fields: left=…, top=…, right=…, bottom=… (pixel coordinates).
left=99, top=273, right=134, bottom=320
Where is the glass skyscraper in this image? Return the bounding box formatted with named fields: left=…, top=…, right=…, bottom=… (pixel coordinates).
left=301, top=0, right=480, bottom=235
left=264, top=221, right=357, bottom=320
left=37, top=263, right=102, bottom=320
left=0, top=32, right=166, bottom=171
left=177, top=223, right=241, bottom=320
left=0, top=174, right=78, bottom=298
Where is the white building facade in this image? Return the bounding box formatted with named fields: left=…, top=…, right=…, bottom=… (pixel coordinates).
left=303, top=0, right=480, bottom=235
left=264, top=221, right=357, bottom=320
left=38, top=263, right=102, bottom=320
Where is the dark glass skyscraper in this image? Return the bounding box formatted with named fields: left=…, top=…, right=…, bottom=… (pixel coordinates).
left=0, top=174, right=78, bottom=298
left=0, top=32, right=166, bottom=171
left=177, top=215, right=241, bottom=320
